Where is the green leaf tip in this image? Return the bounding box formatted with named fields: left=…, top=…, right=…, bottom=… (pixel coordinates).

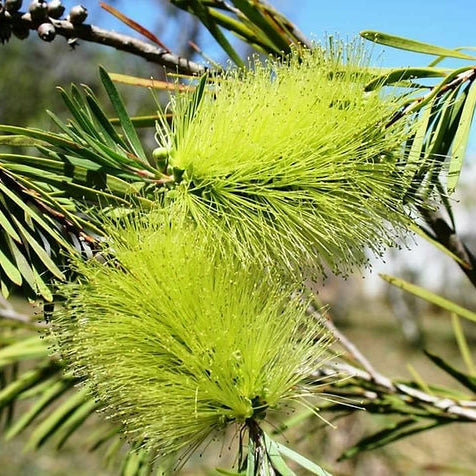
left=360, top=31, right=476, bottom=60
left=52, top=210, right=336, bottom=461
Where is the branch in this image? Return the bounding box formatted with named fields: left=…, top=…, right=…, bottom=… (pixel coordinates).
left=420, top=207, right=476, bottom=288
left=307, top=304, right=395, bottom=390
left=307, top=304, right=476, bottom=422
left=51, top=20, right=206, bottom=75
left=0, top=295, right=45, bottom=327
left=5, top=11, right=206, bottom=76
left=316, top=361, right=476, bottom=422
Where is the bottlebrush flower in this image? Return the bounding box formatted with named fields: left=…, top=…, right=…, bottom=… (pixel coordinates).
left=53, top=211, right=335, bottom=460
left=157, top=43, right=424, bottom=277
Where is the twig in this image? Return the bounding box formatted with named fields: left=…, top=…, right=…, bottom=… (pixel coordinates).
left=316, top=362, right=476, bottom=422
left=307, top=304, right=395, bottom=390
left=7, top=14, right=206, bottom=76
left=419, top=207, right=476, bottom=288
left=0, top=306, right=32, bottom=324
left=0, top=295, right=45, bottom=327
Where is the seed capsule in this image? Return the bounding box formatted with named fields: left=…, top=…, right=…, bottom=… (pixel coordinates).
left=37, top=22, right=56, bottom=41
left=12, top=23, right=30, bottom=39
left=47, top=0, right=65, bottom=19
left=0, top=21, right=12, bottom=44
left=68, top=4, right=87, bottom=24
left=28, top=0, right=48, bottom=21
left=5, top=0, right=23, bottom=12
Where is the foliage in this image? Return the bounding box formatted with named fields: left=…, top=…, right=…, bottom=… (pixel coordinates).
left=0, top=1, right=476, bottom=475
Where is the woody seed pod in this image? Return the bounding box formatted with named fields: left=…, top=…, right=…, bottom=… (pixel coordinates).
left=5, top=0, right=23, bottom=12
left=12, top=23, right=30, bottom=39
left=0, top=20, right=12, bottom=44
left=37, top=21, right=55, bottom=41
left=68, top=4, right=87, bottom=24
left=28, top=0, right=48, bottom=21
left=47, top=0, right=65, bottom=19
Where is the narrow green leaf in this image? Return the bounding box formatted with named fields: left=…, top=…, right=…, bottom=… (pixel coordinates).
left=10, top=216, right=65, bottom=280
left=424, top=349, right=476, bottom=393
left=0, top=125, right=78, bottom=149
left=7, top=238, right=37, bottom=292
left=5, top=379, right=71, bottom=440
left=0, top=153, right=67, bottom=175
left=0, top=135, right=49, bottom=147
left=18, top=374, right=65, bottom=400
left=360, top=31, right=476, bottom=60
left=435, top=179, right=456, bottom=230
left=0, top=180, right=69, bottom=252
left=0, top=278, right=9, bottom=299
left=231, top=0, right=290, bottom=53
left=55, top=397, right=99, bottom=449
left=207, top=9, right=275, bottom=54
left=104, top=437, right=124, bottom=469
left=58, top=87, right=100, bottom=140
left=26, top=386, right=90, bottom=450
left=428, top=46, right=476, bottom=66
left=99, top=67, right=147, bottom=162
left=425, top=88, right=463, bottom=162
left=32, top=263, right=53, bottom=302
left=0, top=365, right=55, bottom=408
left=365, top=67, right=448, bottom=91
left=406, top=364, right=433, bottom=395
left=0, top=210, right=21, bottom=242
left=121, top=448, right=148, bottom=476
left=0, top=335, right=49, bottom=367
left=184, top=73, right=208, bottom=127
left=87, top=426, right=120, bottom=452
left=0, top=244, right=22, bottom=286
left=451, top=313, right=476, bottom=377
left=339, top=418, right=445, bottom=460
left=272, top=407, right=314, bottom=435
left=403, top=98, right=433, bottom=186
left=380, top=274, right=476, bottom=323
left=447, top=81, right=476, bottom=193
left=186, top=0, right=245, bottom=67
left=84, top=88, right=128, bottom=148
left=263, top=434, right=296, bottom=476
left=273, top=439, right=332, bottom=476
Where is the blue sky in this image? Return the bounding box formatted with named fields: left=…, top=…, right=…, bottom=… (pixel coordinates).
left=290, top=0, right=476, bottom=67
left=109, top=0, right=476, bottom=68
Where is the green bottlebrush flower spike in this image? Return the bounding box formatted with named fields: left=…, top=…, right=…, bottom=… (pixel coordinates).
left=157, top=43, right=425, bottom=276
left=53, top=211, right=335, bottom=463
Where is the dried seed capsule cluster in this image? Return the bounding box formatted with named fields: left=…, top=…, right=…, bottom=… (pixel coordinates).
left=0, top=0, right=87, bottom=43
